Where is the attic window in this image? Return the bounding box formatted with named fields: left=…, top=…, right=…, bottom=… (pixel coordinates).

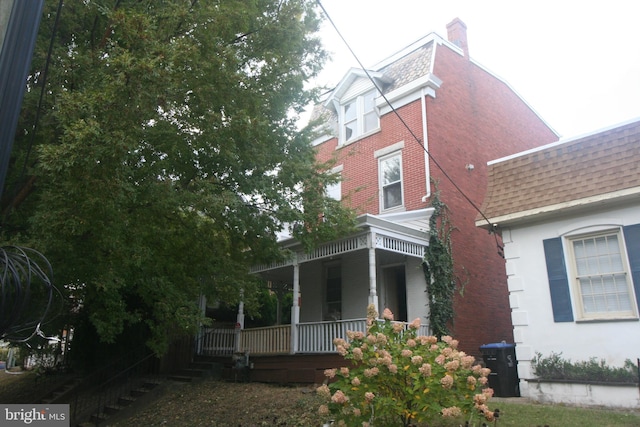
left=341, top=89, right=379, bottom=144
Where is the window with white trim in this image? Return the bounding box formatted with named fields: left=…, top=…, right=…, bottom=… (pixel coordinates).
left=325, top=165, right=342, bottom=201
left=341, top=89, right=378, bottom=143
left=379, top=152, right=403, bottom=211
left=567, top=230, right=637, bottom=319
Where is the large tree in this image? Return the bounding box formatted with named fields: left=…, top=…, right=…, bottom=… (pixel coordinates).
left=1, top=0, right=353, bottom=357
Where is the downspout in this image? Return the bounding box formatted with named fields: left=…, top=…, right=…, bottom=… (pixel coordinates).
left=420, top=87, right=431, bottom=202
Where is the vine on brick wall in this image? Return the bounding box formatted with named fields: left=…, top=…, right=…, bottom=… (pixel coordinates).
left=422, top=186, right=456, bottom=338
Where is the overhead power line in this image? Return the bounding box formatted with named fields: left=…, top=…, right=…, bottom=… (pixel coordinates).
left=315, top=0, right=503, bottom=256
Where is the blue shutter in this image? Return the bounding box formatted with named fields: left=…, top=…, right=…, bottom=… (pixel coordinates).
left=623, top=224, right=640, bottom=311
left=543, top=237, right=574, bottom=322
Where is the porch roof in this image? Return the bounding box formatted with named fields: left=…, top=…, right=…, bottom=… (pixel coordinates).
left=251, top=208, right=433, bottom=274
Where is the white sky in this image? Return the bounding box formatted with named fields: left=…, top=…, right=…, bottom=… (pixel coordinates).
left=312, top=0, right=640, bottom=139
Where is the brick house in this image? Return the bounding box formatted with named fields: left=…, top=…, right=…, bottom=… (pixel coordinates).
left=476, top=118, right=640, bottom=408
left=200, top=18, right=558, bottom=382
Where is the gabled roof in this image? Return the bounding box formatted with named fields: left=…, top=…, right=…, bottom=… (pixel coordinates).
left=477, top=118, right=640, bottom=228
left=323, top=68, right=392, bottom=108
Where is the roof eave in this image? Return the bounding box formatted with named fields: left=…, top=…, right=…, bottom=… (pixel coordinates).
left=476, top=187, right=640, bottom=229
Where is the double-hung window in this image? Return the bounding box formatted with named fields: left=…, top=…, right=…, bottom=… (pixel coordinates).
left=568, top=231, right=636, bottom=319
left=342, top=90, right=378, bottom=143
left=325, top=165, right=343, bottom=201
left=379, top=153, right=403, bottom=210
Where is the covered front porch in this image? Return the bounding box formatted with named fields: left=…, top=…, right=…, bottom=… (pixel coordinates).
left=200, top=210, right=433, bottom=361
left=199, top=318, right=431, bottom=356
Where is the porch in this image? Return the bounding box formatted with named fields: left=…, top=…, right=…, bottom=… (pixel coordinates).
left=198, top=318, right=430, bottom=356
left=197, top=319, right=430, bottom=383
left=197, top=211, right=433, bottom=382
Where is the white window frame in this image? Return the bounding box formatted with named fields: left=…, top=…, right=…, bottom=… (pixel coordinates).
left=340, top=89, right=379, bottom=144
left=566, top=228, right=638, bottom=321
left=325, top=165, right=343, bottom=201
left=377, top=149, right=404, bottom=212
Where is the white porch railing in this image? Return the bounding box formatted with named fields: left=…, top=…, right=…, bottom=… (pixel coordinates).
left=297, top=319, right=368, bottom=353
left=239, top=325, right=291, bottom=355
left=200, top=327, right=237, bottom=356
left=199, top=320, right=431, bottom=356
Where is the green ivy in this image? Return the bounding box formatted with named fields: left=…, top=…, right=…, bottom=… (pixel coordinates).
left=422, top=186, right=456, bottom=338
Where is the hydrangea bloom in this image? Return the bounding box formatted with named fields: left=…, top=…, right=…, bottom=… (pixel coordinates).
left=317, top=305, right=495, bottom=426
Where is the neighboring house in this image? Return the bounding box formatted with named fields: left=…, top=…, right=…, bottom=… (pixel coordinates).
left=200, top=18, right=558, bottom=383
left=476, top=118, right=640, bottom=405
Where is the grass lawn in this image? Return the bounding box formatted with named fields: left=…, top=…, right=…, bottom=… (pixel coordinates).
left=107, top=380, right=640, bottom=427
left=473, top=400, right=640, bottom=427
left=2, top=371, right=640, bottom=426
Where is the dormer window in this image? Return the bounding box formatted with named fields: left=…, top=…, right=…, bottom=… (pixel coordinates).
left=341, top=89, right=379, bottom=143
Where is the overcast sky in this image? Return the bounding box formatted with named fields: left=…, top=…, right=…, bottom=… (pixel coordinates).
left=312, top=0, right=640, bottom=139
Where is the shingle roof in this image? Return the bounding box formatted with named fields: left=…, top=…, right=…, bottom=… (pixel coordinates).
left=378, top=43, right=434, bottom=92
left=478, top=119, right=640, bottom=226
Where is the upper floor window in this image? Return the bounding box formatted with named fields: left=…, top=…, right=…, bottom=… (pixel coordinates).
left=342, top=90, right=379, bottom=143
left=325, top=167, right=342, bottom=201
left=379, top=153, right=403, bottom=210
left=568, top=231, right=636, bottom=320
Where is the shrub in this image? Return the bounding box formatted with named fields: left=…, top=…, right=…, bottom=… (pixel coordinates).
left=316, top=305, right=495, bottom=427
left=531, top=352, right=638, bottom=384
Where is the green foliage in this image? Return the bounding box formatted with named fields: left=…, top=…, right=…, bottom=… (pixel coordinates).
left=2, top=0, right=354, bottom=360
left=531, top=352, right=639, bottom=384
left=316, top=305, right=495, bottom=427
left=422, top=186, right=456, bottom=338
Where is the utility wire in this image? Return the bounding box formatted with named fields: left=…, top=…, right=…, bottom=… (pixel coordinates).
left=315, top=1, right=503, bottom=256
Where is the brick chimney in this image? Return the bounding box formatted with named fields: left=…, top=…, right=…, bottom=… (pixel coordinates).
left=446, top=18, right=469, bottom=58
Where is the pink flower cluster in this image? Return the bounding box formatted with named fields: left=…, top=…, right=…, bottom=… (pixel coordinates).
left=318, top=305, right=496, bottom=425
left=441, top=406, right=462, bottom=418
left=331, top=390, right=349, bottom=404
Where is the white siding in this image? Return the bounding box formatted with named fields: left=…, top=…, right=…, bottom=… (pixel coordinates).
left=342, top=250, right=370, bottom=319
left=504, top=204, right=640, bottom=398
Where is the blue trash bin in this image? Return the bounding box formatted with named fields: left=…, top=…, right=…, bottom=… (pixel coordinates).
left=479, top=342, right=520, bottom=397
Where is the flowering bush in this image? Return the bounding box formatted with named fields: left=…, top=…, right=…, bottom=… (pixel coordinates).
left=317, top=305, right=495, bottom=427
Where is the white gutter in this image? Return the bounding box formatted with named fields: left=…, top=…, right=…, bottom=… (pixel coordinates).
left=421, top=86, right=431, bottom=201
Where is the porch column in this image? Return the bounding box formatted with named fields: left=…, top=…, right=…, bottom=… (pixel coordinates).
left=368, top=233, right=379, bottom=316
left=236, top=297, right=245, bottom=329
left=235, top=290, right=245, bottom=353
left=197, top=294, right=207, bottom=355
left=290, top=254, right=300, bottom=354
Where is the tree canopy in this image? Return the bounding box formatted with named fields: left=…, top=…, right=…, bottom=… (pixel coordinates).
left=1, top=0, right=353, bottom=357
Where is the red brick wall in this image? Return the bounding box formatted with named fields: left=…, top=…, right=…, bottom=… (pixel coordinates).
left=314, top=42, right=558, bottom=356
left=315, top=101, right=430, bottom=215
left=425, top=46, right=557, bottom=355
